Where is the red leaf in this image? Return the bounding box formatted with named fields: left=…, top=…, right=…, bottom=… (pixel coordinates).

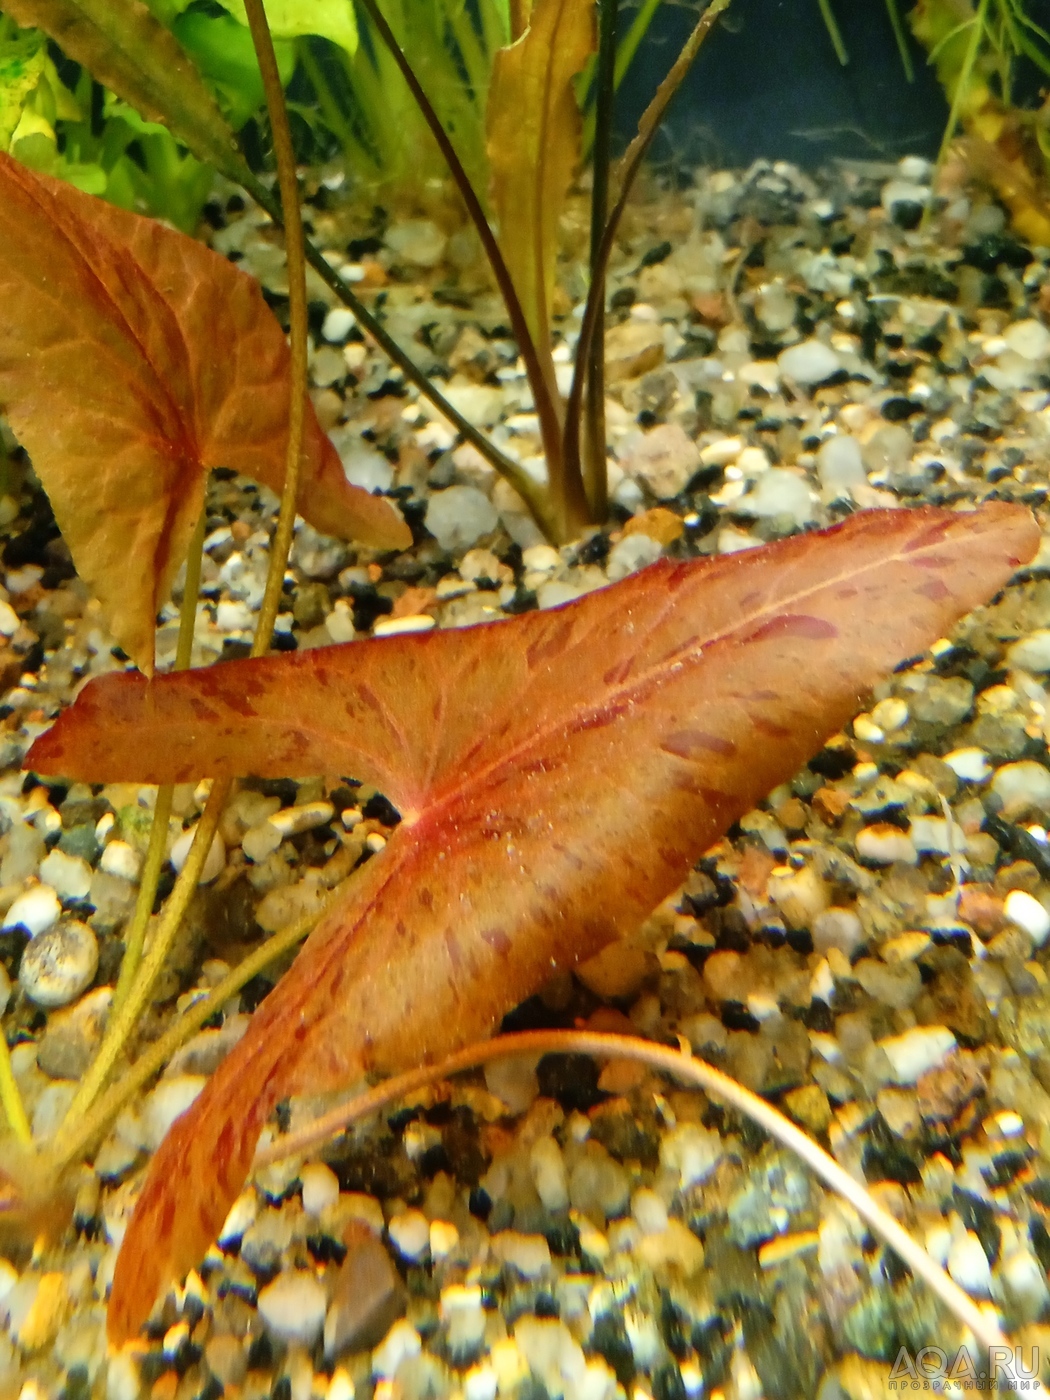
left=0, top=153, right=410, bottom=672
left=27, top=502, right=1037, bottom=1340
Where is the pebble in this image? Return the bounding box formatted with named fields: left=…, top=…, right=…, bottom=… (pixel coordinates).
left=946, top=1227, right=992, bottom=1297
left=530, top=1136, right=569, bottom=1212
left=855, top=823, right=918, bottom=865
left=630, top=1188, right=669, bottom=1235
left=99, top=839, right=141, bottom=882
left=341, top=446, right=394, bottom=493
left=257, top=1269, right=327, bottom=1345
left=268, top=801, right=335, bottom=837
left=876, top=1026, right=957, bottom=1084
left=325, top=1224, right=406, bottom=1359
left=142, top=1074, right=206, bottom=1150
left=170, top=824, right=226, bottom=883
left=660, top=1122, right=723, bottom=1189
left=218, top=1190, right=258, bottom=1246
left=739, top=468, right=815, bottom=525
left=490, top=1231, right=552, bottom=1277
left=301, top=1162, right=340, bottom=1216
left=816, top=435, right=866, bottom=492
left=777, top=338, right=841, bottom=385
left=18, top=919, right=98, bottom=1007
left=373, top=1318, right=422, bottom=1378
left=606, top=532, right=662, bottom=581
left=385, top=218, right=448, bottom=268
left=991, top=760, right=1050, bottom=810
left=617, top=423, right=699, bottom=498
left=242, top=819, right=284, bottom=862
left=1007, top=629, right=1050, bottom=672
left=812, top=907, right=864, bottom=956
left=374, top=614, right=436, bottom=636
left=425, top=486, right=498, bottom=551
left=484, top=1054, right=540, bottom=1114
left=37, top=984, right=111, bottom=1077
left=37, top=848, right=92, bottom=900
left=388, top=1208, right=430, bottom=1261
left=322, top=307, right=356, bottom=342
left=854, top=958, right=921, bottom=1009
left=1005, top=318, right=1050, bottom=360
left=1003, top=888, right=1050, bottom=945
left=4, top=883, right=61, bottom=936
left=943, top=747, right=992, bottom=782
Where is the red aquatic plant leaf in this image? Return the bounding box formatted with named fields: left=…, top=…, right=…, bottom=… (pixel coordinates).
left=27, top=502, right=1037, bottom=1340
left=0, top=152, right=409, bottom=673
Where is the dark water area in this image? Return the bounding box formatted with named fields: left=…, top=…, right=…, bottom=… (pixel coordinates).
left=621, top=0, right=951, bottom=170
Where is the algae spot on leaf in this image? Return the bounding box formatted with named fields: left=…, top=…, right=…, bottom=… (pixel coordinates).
left=26, top=502, right=1038, bottom=1342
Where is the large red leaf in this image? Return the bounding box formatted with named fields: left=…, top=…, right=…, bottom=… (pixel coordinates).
left=0, top=153, right=410, bottom=673
left=27, top=502, right=1037, bottom=1340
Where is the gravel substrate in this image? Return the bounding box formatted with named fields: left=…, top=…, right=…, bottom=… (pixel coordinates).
left=7, top=152, right=1050, bottom=1399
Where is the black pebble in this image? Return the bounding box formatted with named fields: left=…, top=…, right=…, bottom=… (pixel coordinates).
left=537, top=1052, right=603, bottom=1112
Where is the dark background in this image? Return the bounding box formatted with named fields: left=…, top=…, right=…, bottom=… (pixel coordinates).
left=619, top=0, right=975, bottom=169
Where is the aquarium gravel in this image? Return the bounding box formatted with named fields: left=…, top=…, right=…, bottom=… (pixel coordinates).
left=6, top=152, right=1050, bottom=1399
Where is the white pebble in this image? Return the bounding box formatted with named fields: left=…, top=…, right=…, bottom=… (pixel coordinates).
left=242, top=820, right=284, bottom=862
left=4, top=884, right=61, bottom=936
left=257, top=1269, right=327, bottom=1345
left=464, top=1367, right=498, bottom=1400
left=388, top=1208, right=430, bottom=1261
left=606, top=533, right=662, bottom=582
left=855, top=824, right=917, bottom=865
left=100, top=839, right=142, bottom=882
left=777, top=338, right=841, bottom=385
left=659, top=1123, right=723, bottom=1189
left=170, top=825, right=226, bottom=883
left=268, top=801, right=335, bottom=837
left=373, top=614, right=436, bottom=637
left=323, top=307, right=356, bottom=342
left=909, top=816, right=951, bottom=855
left=992, top=760, right=1050, bottom=809
left=106, top=1352, right=141, bottom=1400
left=631, top=1188, right=669, bottom=1236
left=340, top=446, right=394, bottom=493
left=1007, top=629, right=1050, bottom=672
left=944, top=748, right=991, bottom=782
left=38, top=849, right=92, bottom=900
left=300, top=1162, right=340, bottom=1216
left=1005, top=318, right=1050, bottom=361
left=739, top=469, right=815, bottom=526
left=698, top=436, right=742, bottom=467
left=947, top=1228, right=992, bottom=1297
left=430, top=1219, right=459, bottom=1258
left=425, top=486, right=498, bottom=552
left=877, top=1026, right=957, bottom=1084
left=142, top=1074, right=206, bottom=1150
left=385, top=219, right=447, bottom=269
left=529, top=1136, right=569, bottom=1212
left=216, top=599, right=254, bottom=632
left=812, top=908, right=864, bottom=956
left=0, top=600, right=19, bottom=637
left=1004, top=889, right=1050, bottom=945
left=816, top=435, right=866, bottom=492
left=881, top=178, right=929, bottom=215
left=373, top=1319, right=422, bottom=1378
left=219, top=1190, right=258, bottom=1246
left=490, top=1231, right=551, bottom=1278
left=19, top=920, right=98, bottom=1007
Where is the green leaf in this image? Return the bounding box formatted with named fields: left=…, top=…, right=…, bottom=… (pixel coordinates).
left=173, top=8, right=295, bottom=129
left=0, top=0, right=251, bottom=184
left=0, top=24, right=48, bottom=149
left=214, top=0, right=357, bottom=56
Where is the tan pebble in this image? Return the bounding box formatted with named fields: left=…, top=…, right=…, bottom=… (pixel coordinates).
left=767, top=864, right=829, bottom=927
left=15, top=1271, right=69, bottom=1350
left=880, top=931, right=931, bottom=963
left=782, top=1084, right=831, bottom=1133
left=758, top=1231, right=819, bottom=1268
left=877, top=1087, right=922, bottom=1138
left=576, top=940, right=654, bottom=1001
left=634, top=1219, right=704, bottom=1274
left=621, top=507, right=684, bottom=546
left=597, top=1058, right=647, bottom=1094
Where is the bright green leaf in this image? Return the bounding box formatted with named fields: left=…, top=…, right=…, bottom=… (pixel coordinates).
left=173, top=9, right=296, bottom=129
left=0, top=25, right=47, bottom=149
left=215, top=0, right=357, bottom=56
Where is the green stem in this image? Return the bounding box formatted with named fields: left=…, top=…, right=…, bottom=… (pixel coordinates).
left=0, top=1030, right=31, bottom=1146
left=581, top=0, right=663, bottom=157
left=816, top=0, right=849, bottom=65
left=350, top=0, right=569, bottom=531
left=109, top=509, right=206, bottom=1023
left=936, top=0, right=991, bottom=169
left=48, top=895, right=331, bottom=1173
left=885, top=0, right=915, bottom=82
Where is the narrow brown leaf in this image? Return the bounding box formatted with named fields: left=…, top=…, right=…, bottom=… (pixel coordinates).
left=28, top=502, right=1037, bottom=1340
left=0, top=0, right=250, bottom=185
left=486, top=0, right=595, bottom=410
left=0, top=153, right=410, bottom=672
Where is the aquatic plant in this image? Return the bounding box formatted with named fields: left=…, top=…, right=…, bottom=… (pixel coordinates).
left=0, top=0, right=1041, bottom=1362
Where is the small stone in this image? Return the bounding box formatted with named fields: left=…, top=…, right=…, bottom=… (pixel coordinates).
left=1003, top=888, right=1050, bottom=945
left=385, top=219, right=448, bottom=268
left=568, top=1142, right=629, bottom=1221
left=992, top=760, right=1050, bottom=811
left=621, top=507, right=684, bottom=547
left=909, top=816, right=950, bottom=854
left=218, top=1190, right=257, bottom=1247
left=37, top=849, right=92, bottom=901
left=606, top=533, right=662, bottom=582
left=944, top=747, right=991, bottom=782
left=142, top=1074, right=206, bottom=1150
left=881, top=931, right=931, bottom=963
left=341, top=445, right=394, bottom=493
left=374, top=614, right=436, bottom=637
left=631, top=1188, right=668, bottom=1235
left=812, top=907, right=864, bottom=956
left=106, top=1351, right=141, bottom=1400
left=618, top=423, right=700, bottom=499
left=268, top=801, right=335, bottom=837
left=530, top=1136, right=569, bottom=1212
left=4, top=884, right=61, bottom=936
left=777, top=338, right=841, bottom=385
left=491, top=1231, right=552, bottom=1277
left=855, top=824, right=917, bottom=865
left=257, top=1269, right=327, bottom=1345
left=767, top=864, right=829, bottom=927
left=660, top=1122, right=723, bottom=1189
left=484, top=1054, right=540, bottom=1114
left=373, top=1318, right=422, bottom=1378
left=170, top=824, right=226, bottom=883
left=322, top=307, right=356, bottom=342
left=1007, top=629, right=1050, bottom=672
left=324, top=1223, right=406, bottom=1359
left=816, top=435, right=866, bottom=492
left=205, top=1334, right=248, bottom=1388
left=425, top=485, right=498, bottom=551
left=87, top=871, right=136, bottom=932
left=241, top=1207, right=294, bottom=1272
left=739, top=468, right=815, bottom=526
left=854, top=958, right=921, bottom=1009
left=242, top=820, right=283, bottom=862
left=603, top=319, right=664, bottom=381
left=947, top=1227, right=992, bottom=1296
left=1005, top=318, right=1050, bottom=360
left=301, top=1162, right=340, bottom=1216
left=37, top=985, right=111, bottom=1078
left=876, top=1026, right=957, bottom=1084
left=389, top=1208, right=430, bottom=1261
left=19, top=920, right=98, bottom=1007
left=99, top=839, right=141, bottom=882
left=1, top=821, right=44, bottom=885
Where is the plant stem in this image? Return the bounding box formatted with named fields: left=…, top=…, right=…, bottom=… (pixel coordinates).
left=110, top=509, right=206, bottom=1023
left=257, top=1029, right=1006, bottom=1354
left=816, top=0, right=849, bottom=65
left=565, top=0, right=730, bottom=487
left=935, top=0, right=991, bottom=170
left=885, top=0, right=915, bottom=81
left=58, top=0, right=314, bottom=1142
left=48, top=894, right=333, bottom=1173
left=0, top=1031, right=31, bottom=1146
left=582, top=0, right=617, bottom=522
left=297, top=38, right=365, bottom=168
left=350, top=0, right=569, bottom=533
left=245, top=177, right=557, bottom=536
